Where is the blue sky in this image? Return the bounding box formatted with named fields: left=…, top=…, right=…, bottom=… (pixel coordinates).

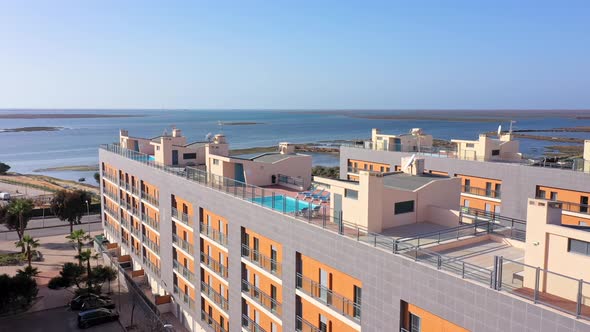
left=1, top=1, right=589, bottom=109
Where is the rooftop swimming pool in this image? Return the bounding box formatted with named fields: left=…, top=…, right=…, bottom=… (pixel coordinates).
left=250, top=196, right=320, bottom=213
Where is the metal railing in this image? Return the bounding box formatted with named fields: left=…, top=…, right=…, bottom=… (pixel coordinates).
left=460, top=207, right=527, bottom=241
left=130, top=225, right=142, bottom=239
left=396, top=220, right=494, bottom=249
left=462, top=185, right=501, bottom=199
left=201, top=281, right=229, bottom=311
left=103, top=189, right=120, bottom=203
left=142, top=256, right=161, bottom=277
left=278, top=173, right=304, bottom=187
left=241, top=244, right=281, bottom=277
left=130, top=244, right=142, bottom=259
left=104, top=205, right=119, bottom=220
left=173, top=259, right=195, bottom=283
left=142, top=235, right=160, bottom=255
left=173, top=285, right=194, bottom=308
left=172, top=233, right=194, bottom=255
left=102, top=171, right=119, bottom=184
left=536, top=199, right=590, bottom=215
left=241, top=279, right=282, bottom=316
left=200, top=252, right=228, bottom=279
left=201, top=310, right=227, bottom=332
left=347, top=166, right=389, bottom=175
left=120, top=216, right=130, bottom=230
left=242, top=314, right=266, bottom=332
left=141, top=191, right=159, bottom=207
left=141, top=213, right=160, bottom=231
left=296, top=315, right=322, bottom=332
left=296, top=273, right=360, bottom=321
left=171, top=207, right=192, bottom=227
left=122, top=201, right=140, bottom=217
left=199, top=222, right=227, bottom=247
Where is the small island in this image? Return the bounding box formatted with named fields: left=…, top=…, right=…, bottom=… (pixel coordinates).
left=0, top=113, right=143, bottom=119
left=33, top=165, right=99, bottom=172
left=222, top=122, right=265, bottom=126
left=0, top=126, right=63, bottom=133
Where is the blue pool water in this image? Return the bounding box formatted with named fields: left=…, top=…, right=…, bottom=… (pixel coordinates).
left=250, top=196, right=319, bottom=213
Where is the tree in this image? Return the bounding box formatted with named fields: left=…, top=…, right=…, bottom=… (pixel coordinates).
left=59, top=262, right=84, bottom=289
left=15, top=235, right=40, bottom=268
left=0, top=199, right=34, bottom=247
left=76, top=249, right=97, bottom=291
left=50, top=190, right=91, bottom=233
left=90, top=265, right=117, bottom=293
left=93, top=172, right=100, bottom=183
left=17, top=266, right=39, bottom=278
left=66, top=230, right=90, bottom=266
left=0, top=273, right=38, bottom=313
left=0, top=162, right=10, bottom=174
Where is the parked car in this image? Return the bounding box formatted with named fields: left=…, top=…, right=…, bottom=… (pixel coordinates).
left=80, top=297, right=115, bottom=311
left=70, top=293, right=111, bottom=310
left=0, top=192, right=10, bottom=201
left=77, top=308, right=119, bottom=329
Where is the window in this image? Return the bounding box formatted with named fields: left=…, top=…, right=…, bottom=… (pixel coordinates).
left=568, top=239, right=590, bottom=256
left=345, top=189, right=358, bottom=200
left=212, top=159, right=220, bottom=165
left=581, top=196, right=589, bottom=213
left=380, top=166, right=384, bottom=172
left=319, top=314, right=328, bottom=332
left=580, top=221, right=588, bottom=226
left=410, top=313, right=421, bottom=332
left=270, top=246, right=278, bottom=272
left=550, top=192, right=558, bottom=201
left=369, top=164, right=373, bottom=171
left=395, top=201, right=415, bottom=214
left=183, top=153, right=196, bottom=159
left=466, top=143, right=475, bottom=148
left=494, top=183, right=501, bottom=198
left=491, top=149, right=500, bottom=156
left=494, top=205, right=501, bottom=215
left=485, top=182, right=492, bottom=197
left=537, top=189, right=546, bottom=199
left=353, top=286, right=362, bottom=319
left=463, top=200, right=470, bottom=208
left=464, top=179, right=471, bottom=190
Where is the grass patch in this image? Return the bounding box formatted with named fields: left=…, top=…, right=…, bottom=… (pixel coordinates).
left=0, top=253, right=25, bottom=266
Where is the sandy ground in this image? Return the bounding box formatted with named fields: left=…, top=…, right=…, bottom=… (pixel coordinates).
left=0, top=174, right=99, bottom=197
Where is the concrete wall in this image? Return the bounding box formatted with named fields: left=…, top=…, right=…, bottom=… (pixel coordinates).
left=101, top=148, right=590, bottom=332
left=340, top=145, right=590, bottom=221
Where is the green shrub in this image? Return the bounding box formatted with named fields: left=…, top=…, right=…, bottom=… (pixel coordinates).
left=48, top=276, right=65, bottom=289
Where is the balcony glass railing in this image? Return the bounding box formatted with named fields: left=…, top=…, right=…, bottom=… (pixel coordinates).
left=130, top=244, right=142, bottom=258
left=173, top=259, right=195, bottom=283
left=201, top=310, right=227, bottom=332
left=104, top=205, right=119, bottom=220
left=171, top=207, right=192, bottom=227
left=347, top=166, right=389, bottom=175
left=172, top=233, right=194, bottom=255
left=462, top=185, right=501, bottom=199
left=242, top=314, right=266, bottom=332
left=296, top=315, right=322, bottom=332
left=296, top=273, right=360, bottom=321
left=142, top=256, right=161, bottom=277
left=200, top=252, right=227, bottom=279
left=535, top=198, right=590, bottom=215
left=142, top=235, right=160, bottom=255
left=130, top=225, right=142, bottom=238
left=141, top=213, right=160, bottom=231
left=200, top=281, right=229, bottom=311
left=120, top=217, right=130, bottom=230
left=199, top=222, right=227, bottom=247
left=103, top=190, right=119, bottom=203
left=241, top=244, right=281, bottom=277
left=241, top=279, right=282, bottom=316
left=102, top=171, right=119, bottom=184
left=123, top=201, right=140, bottom=217
left=173, top=285, right=194, bottom=308
left=142, top=191, right=159, bottom=207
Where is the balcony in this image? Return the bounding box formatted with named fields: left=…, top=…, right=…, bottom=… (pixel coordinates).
left=104, top=222, right=117, bottom=237
left=120, top=216, right=130, bottom=230
left=171, top=207, right=192, bottom=227
left=242, top=314, right=266, bottom=332
left=173, top=285, right=194, bottom=309
left=241, top=244, right=281, bottom=277
left=296, top=273, right=360, bottom=322
left=241, top=279, right=282, bottom=317
left=130, top=244, right=142, bottom=259
left=102, top=171, right=118, bottom=184
left=536, top=198, right=590, bottom=215
left=346, top=166, right=388, bottom=175
left=200, top=281, right=229, bottom=311
left=142, top=213, right=160, bottom=231
left=462, top=185, right=501, bottom=199
left=103, top=190, right=119, bottom=203
left=200, top=252, right=227, bottom=279
left=142, top=235, right=160, bottom=255
left=104, top=205, right=119, bottom=220
left=296, top=315, right=322, bottom=332
left=122, top=182, right=141, bottom=196
left=142, top=191, right=159, bottom=207
left=172, top=233, right=194, bottom=255
left=200, top=310, right=227, bottom=332
left=199, top=222, right=227, bottom=247
left=130, top=225, right=142, bottom=239
left=173, top=259, right=195, bottom=283
left=142, top=256, right=161, bottom=277
left=123, top=201, right=140, bottom=217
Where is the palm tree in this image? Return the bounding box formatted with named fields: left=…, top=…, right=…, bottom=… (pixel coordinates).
left=66, top=230, right=90, bottom=266
left=7, top=199, right=34, bottom=248
left=15, top=235, right=40, bottom=268
left=17, top=265, right=40, bottom=278
left=76, top=249, right=98, bottom=291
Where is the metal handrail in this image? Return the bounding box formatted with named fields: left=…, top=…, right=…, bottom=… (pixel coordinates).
left=103, top=189, right=119, bottom=202
left=200, top=281, right=229, bottom=311
left=142, top=190, right=159, bottom=206
left=199, top=222, right=227, bottom=246
left=201, top=310, right=227, bottom=332
left=296, top=315, right=322, bottom=332
left=241, top=279, right=282, bottom=316
left=200, top=252, right=228, bottom=279
left=101, top=171, right=119, bottom=184
left=103, top=205, right=119, bottom=220
left=462, top=185, right=501, bottom=199
left=142, top=213, right=160, bottom=231
left=142, top=256, right=161, bottom=277
left=242, top=314, right=267, bottom=332
left=173, top=259, right=195, bottom=283
left=241, top=244, right=281, bottom=277
left=296, top=273, right=360, bottom=321
left=173, top=285, right=194, bottom=308
left=172, top=233, right=194, bottom=254
left=171, top=207, right=192, bottom=226
left=142, top=235, right=160, bottom=255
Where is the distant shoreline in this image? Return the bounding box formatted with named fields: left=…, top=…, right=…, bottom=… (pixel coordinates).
left=33, top=165, right=99, bottom=172
left=0, top=126, right=63, bottom=133
left=0, top=113, right=144, bottom=119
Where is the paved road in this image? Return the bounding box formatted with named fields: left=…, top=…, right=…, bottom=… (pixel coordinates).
left=0, top=306, right=123, bottom=332
left=0, top=214, right=103, bottom=240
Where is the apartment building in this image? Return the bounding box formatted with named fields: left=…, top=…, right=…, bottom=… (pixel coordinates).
left=100, top=128, right=590, bottom=332
left=343, top=130, right=590, bottom=226
left=369, top=128, right=433, bottom=153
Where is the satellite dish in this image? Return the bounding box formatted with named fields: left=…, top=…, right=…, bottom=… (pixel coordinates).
left=497, top=125, right=502, bottom=137
left=403, top=154, right=416, bottom=170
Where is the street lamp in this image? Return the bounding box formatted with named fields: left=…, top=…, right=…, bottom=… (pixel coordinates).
left=85, top=200, right=90, bottom=233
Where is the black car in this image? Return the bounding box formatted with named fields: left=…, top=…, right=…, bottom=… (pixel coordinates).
left=78, top=308, right=119, bottom=329
left=80, top=297, right=116, bottom=311
left=69, top=294, right=111, bottom=310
